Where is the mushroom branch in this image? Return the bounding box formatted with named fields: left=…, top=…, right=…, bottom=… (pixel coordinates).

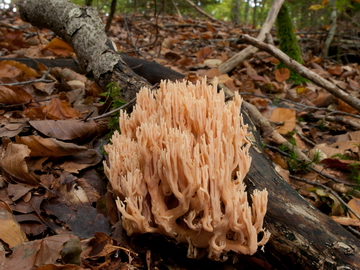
left=104, top=79, right=270, bottom=260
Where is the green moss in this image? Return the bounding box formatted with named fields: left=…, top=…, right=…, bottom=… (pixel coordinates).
left=276, top=4, right=308, bottom=85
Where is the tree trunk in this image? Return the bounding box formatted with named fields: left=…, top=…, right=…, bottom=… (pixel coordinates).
left=218, top=0, right=284, bottom=74
left=105, top=0, right=117, bottom=33
left=17, top=1, right=360, bottom=269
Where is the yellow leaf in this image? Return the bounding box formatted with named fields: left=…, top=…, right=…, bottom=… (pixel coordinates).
left=309, top=5, right=325, bottom=10
left=269, top=108, right=296, bottom=135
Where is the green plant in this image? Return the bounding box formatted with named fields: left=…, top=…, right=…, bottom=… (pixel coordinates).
left=331, top=153, right=350, bottom=160
left=279, top=141, right=320, bottom=174
left=348, top=161, right=360, bottom=185
left=100, top=82, right=126, bottom=133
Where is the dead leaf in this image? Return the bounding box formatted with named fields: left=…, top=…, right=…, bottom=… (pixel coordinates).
left=60, top=149, right=102, bottom=173
left=2, top=234, right=75, bottom=270
left=0, top=60, right=39, bottom=78
left=0, top=143, right=39, bottom=185
left=331, top=216, right=360, bottom=226
left=196, top=48, right=213, bottom=62
left=275, top=68, right=290, bottom=83
left=0, top=201, right=28, bottom=249
left=203, top=59, right=222, bottom=68
left=269, top=108, right=296, bottom=134
left=7, top=183, right=33, bottom=201
left=33, top=264, right=84, bottom=270
left=0, top=119, right=27, bottom=138
left=43, top=97, right=83, bottom=120
left=42, top=37, right=74, bottom=57
left=81, top=232, right=118, bottom=259
left=348, top=197, right=360, bottom=219
left=29, top=119, right=106, bottom=141
left=0, top=85, right=33, bottom=105
left=198, top=68, right=222, bottom=78
left=327, top=65, right=343, bottom=76
left=15, top=135, right=87, bottom=157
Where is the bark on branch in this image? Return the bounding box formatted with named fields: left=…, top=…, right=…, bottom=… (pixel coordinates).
left=18, top=0, right=149, bottom=102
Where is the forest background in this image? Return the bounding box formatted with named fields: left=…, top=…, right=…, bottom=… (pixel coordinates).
left=2, top=0, right=360, bottom=29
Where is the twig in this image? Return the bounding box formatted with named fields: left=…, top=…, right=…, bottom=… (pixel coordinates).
left=290, top=174, right=360, bottom=221
left=0, top=97, right=53, bottom=109
left=238, top=92, right=360, bottom=119
left=312, top=114, right=360, bottom=129
left=239, top=34, right=360, bottom=112
left=347, top=226, right=360, bottom=237
left=89, top=97, right=137, bottom=121
left=0, top=68, right=53, bottom=86
left=265, top=144, right=358, bottom=187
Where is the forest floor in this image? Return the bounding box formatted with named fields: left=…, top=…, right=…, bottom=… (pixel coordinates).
left=0, top=7, right=360, bottom=270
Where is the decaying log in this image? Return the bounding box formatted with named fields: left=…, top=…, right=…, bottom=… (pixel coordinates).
left=17, top=0, right=360, bottom=269
left=0, top=55, right=185, bottom=85
left=243, top=111, right=360, bottom=269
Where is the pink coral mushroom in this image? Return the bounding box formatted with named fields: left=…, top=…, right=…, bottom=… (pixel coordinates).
left=104, top=78, right=270, bottom=260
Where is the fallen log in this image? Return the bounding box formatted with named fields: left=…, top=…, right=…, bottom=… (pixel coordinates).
left=0, top=55, right=185, bottom=85
left=17, top=0, right=360, bottom=269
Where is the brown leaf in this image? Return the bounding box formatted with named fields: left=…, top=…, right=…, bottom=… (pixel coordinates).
left=206, top=21, right=216, bottom=32
left=0, top=143, right=39, bottom=185
left=269, top=108, right=296, bottom=134
left=337, top=99, right=358, bottom=114
left=0, top=60, right=39, bottom=78
left=275, top=68, right=290, bottom=83
left=196, top=47, right=213, bottom=62
left=42, top=37, right=74, bottom=57
left=327, top=65, right=343, bottom=75
left=347, top=78, right=360, bottom=91
left=2, top=234, right=75, bottom=270
left=0, top=85, right=33, bottom=105
left=33, top=264, right=84, bottom=270
left=0, top=119, right=27, bottom=138
left=0, top=201, right=28, bottom=249
left=15, top=135, right=87, bottom=157
left=81, top=232, right=118, bottom=259
left=59, top=149, right=102, bottom=173
left=43, top=97, right=83, bottom=120
left=348, top=197, right=360, bottom=219
left=331, top=216, right=360, bottom=226
left=198, top=68, right=222, bottom=78
left=29, top=119, right=107, bottom=141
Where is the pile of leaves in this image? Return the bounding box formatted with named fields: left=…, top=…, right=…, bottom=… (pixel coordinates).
left=0, top=6, right=360, bottom=270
